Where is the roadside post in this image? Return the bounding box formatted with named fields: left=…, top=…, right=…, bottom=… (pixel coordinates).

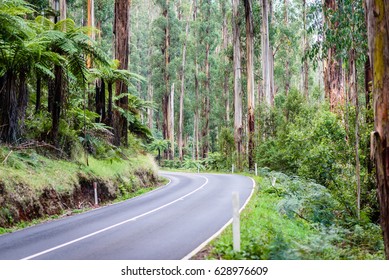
left=93, top=182, right=98, bottom=207
left=255, top=163, right=258, bottom=176
left=232, top=192, right=240, bottom=252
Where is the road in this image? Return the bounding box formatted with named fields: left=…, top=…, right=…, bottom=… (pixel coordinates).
left=0, top=172, right=254, bottom=260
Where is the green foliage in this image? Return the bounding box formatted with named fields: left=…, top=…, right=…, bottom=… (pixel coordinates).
left=208, top=172, right=384, bottom=260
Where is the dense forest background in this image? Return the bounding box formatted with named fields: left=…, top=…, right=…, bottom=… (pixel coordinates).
left=1, top=0, right=389, bottom=259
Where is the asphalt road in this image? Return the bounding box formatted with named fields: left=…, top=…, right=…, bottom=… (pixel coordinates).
left=0, top=171, right=254, bottom=260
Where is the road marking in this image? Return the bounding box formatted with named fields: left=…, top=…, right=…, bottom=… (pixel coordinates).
left=21, top=176, right=208, bottom=260
left=182, top=176, right=256, bottom=260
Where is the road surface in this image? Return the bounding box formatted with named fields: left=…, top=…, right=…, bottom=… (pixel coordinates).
left=0, top=171, right=254, bottom=260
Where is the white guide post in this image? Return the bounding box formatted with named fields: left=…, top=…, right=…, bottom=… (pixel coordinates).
left=255, top=163, right=258, bottom=176
left=232, top=192, right=240, bottom=252
left=93, top=182, right=98, bottom=207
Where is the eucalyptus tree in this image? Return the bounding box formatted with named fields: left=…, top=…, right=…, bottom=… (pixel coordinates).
left=244, top=0, right=255, bottom=169
left=365, top=0, right=389, bottom=259
left=232, top=0, right=242, bottom=165
left=113, top=0, right=131, bottom=146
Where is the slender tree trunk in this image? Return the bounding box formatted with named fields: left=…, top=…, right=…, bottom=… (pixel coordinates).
left=113, top=0, right=131, bottom=146
left=232, top=0, right=243, bottom=167
left=194, top=62, right=200, bottom=160
left=365, top=56, right=374, bottom=174
left=244, top=0, right=255, bottom=169
left=59, top=0, right=66, bottom=21
left=221, top=1, right=230, bottom=123
left=261, top=0, right=271, bottom=105
left=349, top=47, right=361, bottom=219
left=162, top=0, right=172, bottom=158
left=366, top=0, right=389, bottom=259
left=107, top=82, right=113, bottom=126
left=202, top=42, right=210, bottom=158
left=178, top=9, right=190, bottom=161
left=17, top=69, right=29, bottom=135
left=303, top=0, right=309, bottom=100
left=51, top=65, right=63, bottom=147
left=35, top=77, right=41, bottom=114
left=169, top=83, right=175, bottom=160
left=284, top=0, right=290, bottom=96
left=147, top=84, right=154, bottom=130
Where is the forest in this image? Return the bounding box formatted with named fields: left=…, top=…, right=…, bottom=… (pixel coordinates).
left=0, top=0, right=389, bottom=260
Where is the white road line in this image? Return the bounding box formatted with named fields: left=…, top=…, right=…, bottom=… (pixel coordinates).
left=21, top=175, right=209, bottom=260
left=182, top=176, right=256, bottom=260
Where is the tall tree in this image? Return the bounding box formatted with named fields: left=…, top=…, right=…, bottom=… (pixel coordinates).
left=232, top=0, right=242, bottom=166
left=244, top=0, right=255, bottom=169
left=178, top=3, right=191, bottom=161
left=365, top=0, right=389, bottom=259
left=302, top=0, right=309, bottom=100
left=261, top=0, right=271, bottom=105
left=113, top=0, right=131, bottom=146
left=323, top=0, right=344, bottom=112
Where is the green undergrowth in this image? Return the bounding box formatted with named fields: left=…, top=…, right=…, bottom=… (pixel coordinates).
left=0, top=145, right=160, bottom=231
left=205, top=169, right=385, bottom=260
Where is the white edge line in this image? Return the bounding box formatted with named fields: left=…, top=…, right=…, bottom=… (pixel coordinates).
left=182, top=176, right=256, bottom=260
left=21, top=175, right=208, bottom=260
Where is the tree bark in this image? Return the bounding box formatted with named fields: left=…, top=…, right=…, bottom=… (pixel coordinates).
left=113, top=0, right=131, bottom=146
left=221, top=1, right=230, bottom=123
left=0, top=71, right=18, bottom=143
left=232, top=0, right=243, bottom=166
left=178, top=8, right=191, bottom=161
left=35, top=77, right=41, bottom=114
left=244, top=0, right=255, bottom=169
left=303, top=0, right=309, bottom=100
left=366, top=0, right=389, bottom=259
left=51, top=65, right=63, bottom=147
left=323, top=0, right=344, bottom=112
left=261, top=0, right=271, bottom=105
left=284, top=0, right=290, bottom=96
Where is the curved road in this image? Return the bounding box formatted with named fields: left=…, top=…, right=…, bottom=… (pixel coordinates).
left=0, top=172, right=254, bottom=260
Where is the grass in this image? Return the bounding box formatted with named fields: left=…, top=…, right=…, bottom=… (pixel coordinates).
left=202, top=171, right=385, bottom=260
left=0, top=146, right=161, bottom=232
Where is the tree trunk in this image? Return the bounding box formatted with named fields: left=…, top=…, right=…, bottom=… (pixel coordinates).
left=303, top=0, right=309, bottom=100
left=244, top=0, right=255, bottom=169
left=107, top=82, right=113, bottom=126
left=366, top=0, right=389, bottom=259
left=51, top=65, right=63, bottom=147
left=162, top=0, right=172, bottom=158
left=284, top=0, right=290, bottom=96
left=147, top=84, right=154, bottom=130
left=232, top=0, right=243, bottom=167
left=178, top=8, right=190, bottom=161
left=59, top=0, right=66, bottom=21
left=17, top=69, right=29, bottom=135
left=365, top=56, right=374, bottom=174
left=113, top=0, right=131, bottom=146
left=169, top=83, right=175, bottom=160
left=261, top=0, right=271, bottom=105
left=0, top=71, right=18, bottom=143
left=323, top=0, right=344, bottom=112
left=349, top=48, right=361, bottom=219
left=35, top=77, right=41, bottom=114
left=221, top=1, right=230, bottom=123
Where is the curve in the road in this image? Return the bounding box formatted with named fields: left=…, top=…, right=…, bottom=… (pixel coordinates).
left=0, top=172, right=255, bottom=260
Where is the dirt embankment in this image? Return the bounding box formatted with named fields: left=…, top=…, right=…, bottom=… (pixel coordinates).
left=0, top=168, right=159, bottom=228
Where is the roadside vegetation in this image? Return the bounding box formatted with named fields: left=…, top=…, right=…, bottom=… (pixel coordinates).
left=0, top=136, right=160, bottom=233
left=198, top=169, right=384, bottom=260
